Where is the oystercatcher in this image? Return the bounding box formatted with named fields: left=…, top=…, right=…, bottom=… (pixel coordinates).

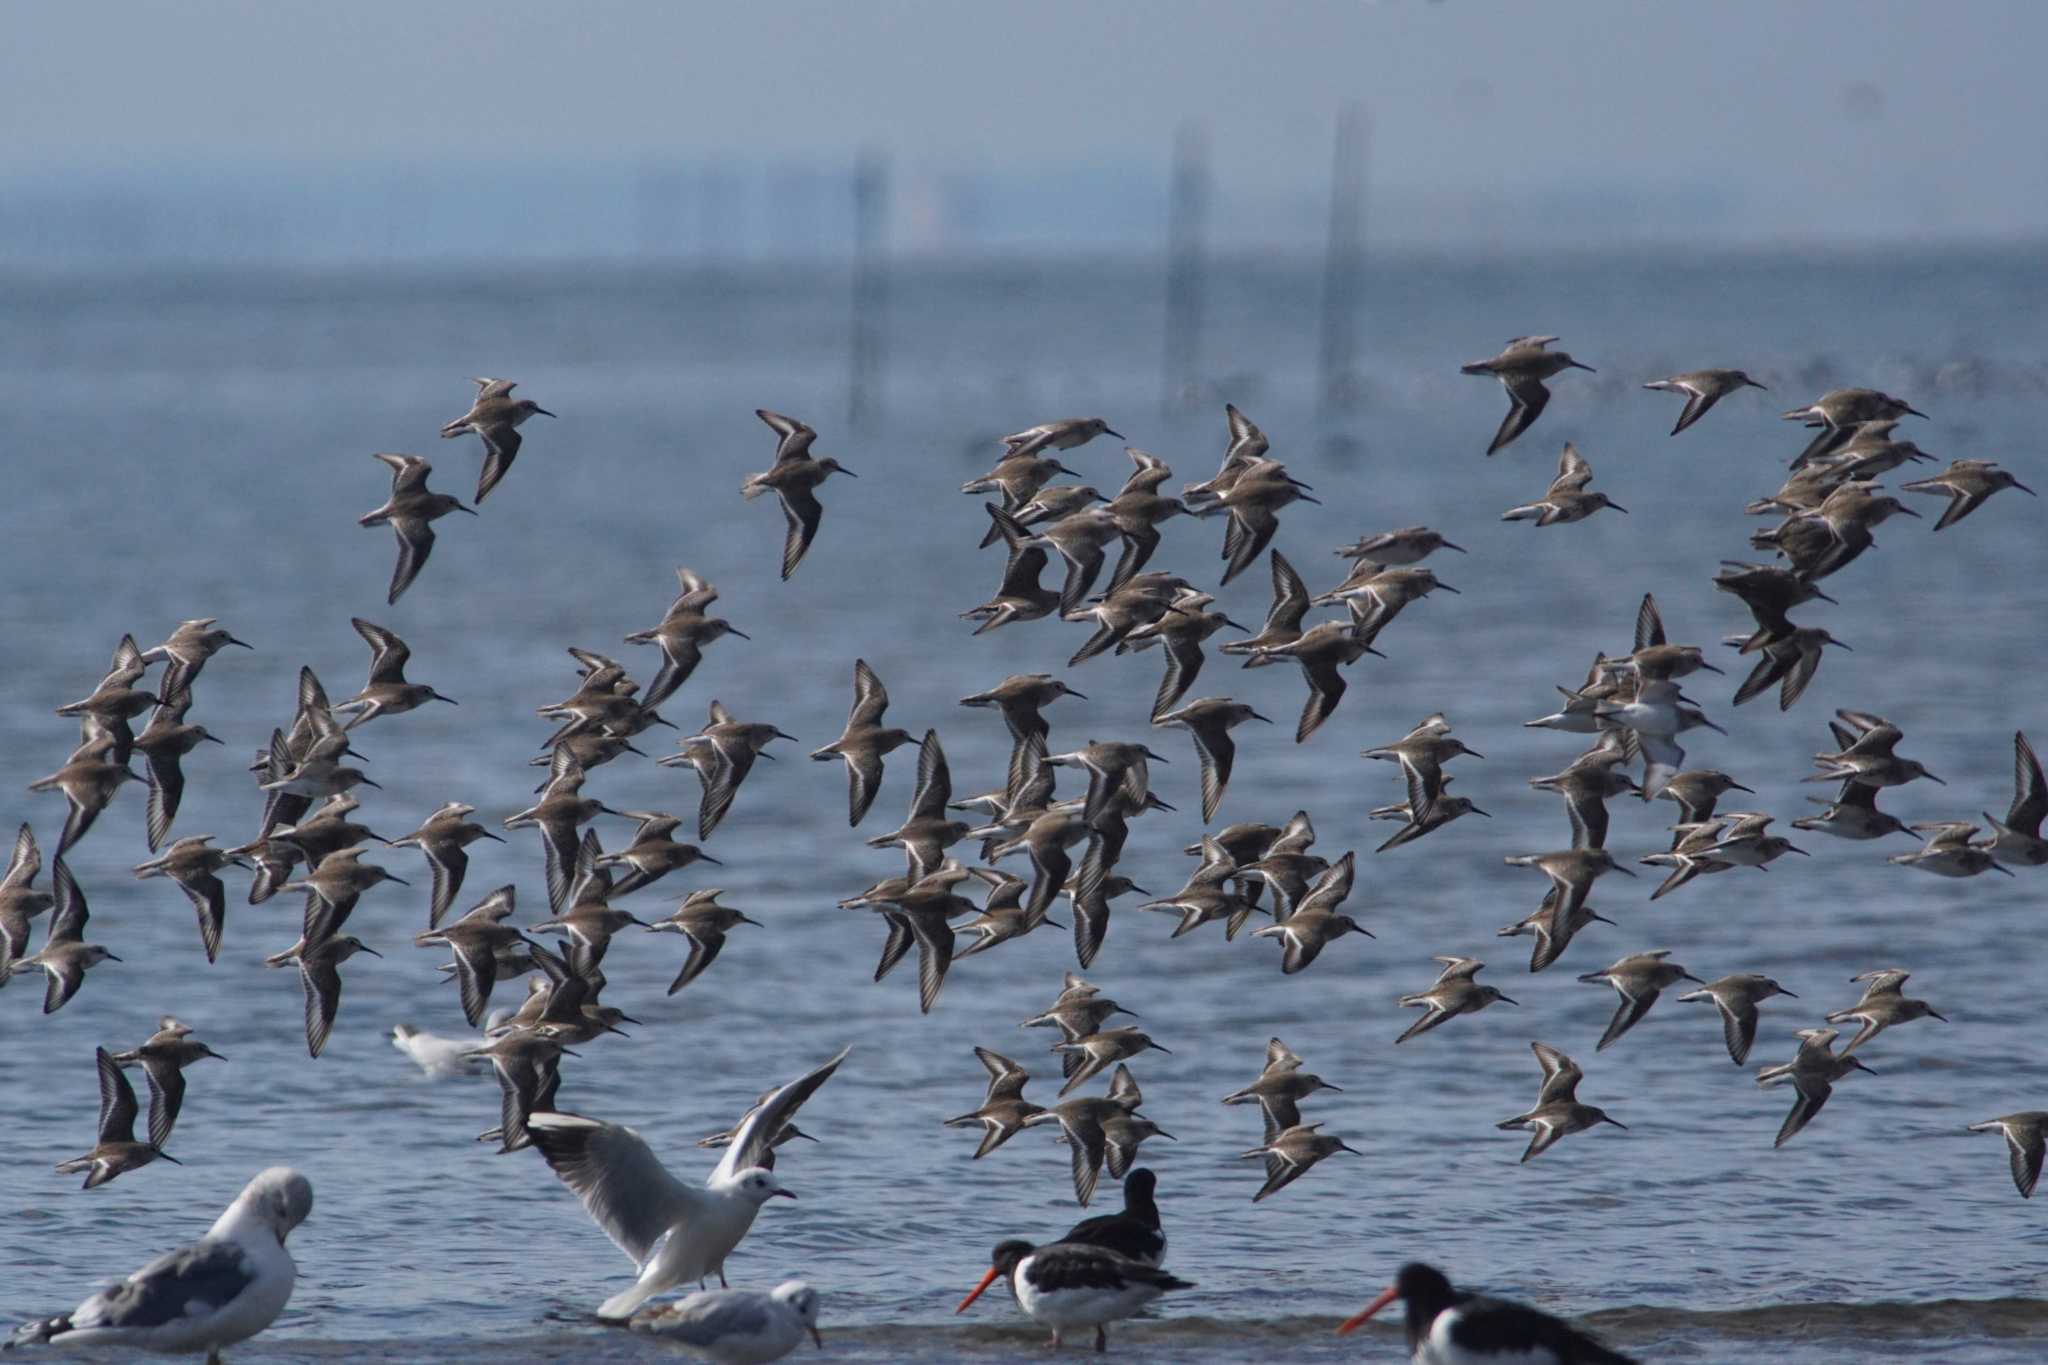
left=957, top=1238, right=1192, bottom=1351
left=1059, top=1167, right=1165, bottom=1265
left=1337, top=1261, right=1634, bottom=1363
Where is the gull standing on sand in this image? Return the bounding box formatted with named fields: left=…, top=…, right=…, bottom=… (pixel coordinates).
left=7, top=1168, right=311, bottom=1357
left=440, top=377, right=554, bottom=503
left=525, top=1044, right=851, bottom=1319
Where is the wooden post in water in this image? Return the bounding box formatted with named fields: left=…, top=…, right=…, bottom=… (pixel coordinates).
left=1162, top=121, right=1210, bottom=415
left=849, top=149, right=890, bottom=431
left=1318, top=103, right=1369, bottom=417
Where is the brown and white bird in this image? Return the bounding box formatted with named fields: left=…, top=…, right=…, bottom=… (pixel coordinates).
left=439, top=376, right=554, bottom=502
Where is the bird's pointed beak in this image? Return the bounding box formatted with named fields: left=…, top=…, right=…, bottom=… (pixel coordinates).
left=1105, top=429, right=1125, bottom=440
left=839, top=466, right=860, bottom=478
left=200, top=732, right=226, bottom=744
left=1696, top=660, right=1725, bottom=674
left=727, top=626, right=753, bottom=639
left=1903, top=405, right=1928, bottom=419
left=957, top=1265, right=1003, bottom=1314
left=157, top=1151, right=184, bottom=1164
left=1434, top=582, right=1461, bottom=594
left=1925, top=773, right=1947, bottom=786
left=1896, top=503, right=1923, bottom=518
left=534, top=407, right=558, bottom=418
left=454, top=502, right=480, bottom=516
left=360, top=777, right=385, bottom=790
left=2015, top=480, right=2038, bottom=496
left=1442, top=541, right=1468, bottom=553
left=1336, top=1283, right=1401, bottom=1336
left=1571, top=361, right=1597, bottom=372
left=104, top=952, right=126, bottom=963
left=1609, top=503, right=1630, bottom=514
left=1498, top=994, right=1521, bottom=1006
left=386, top=875, right=412, bottom=886
left=1786, top=845, right=1811, bottom=856
left=1700, top=718, right=1728, bottom=735
left=359, top=944, right=385, bottom=958
left=1471, top=806, right=1493, bottom=818
left=228, top=636, right=255, bottom=649
left=1729, top=781, right=1755, bottom=794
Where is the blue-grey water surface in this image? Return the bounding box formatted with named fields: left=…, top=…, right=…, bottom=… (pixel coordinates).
left=4, top=249, right=2048, bottom=1361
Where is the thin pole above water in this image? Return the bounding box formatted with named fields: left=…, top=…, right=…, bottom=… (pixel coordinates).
left=1318, top=103, right=1370, bottom=418
left=1163, top=121, right=1211, bottom=415
left=849, top=149, right=890, bottom=431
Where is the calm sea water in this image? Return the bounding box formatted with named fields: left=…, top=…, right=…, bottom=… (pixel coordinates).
left=3, top=248, right=2047, bottom=1362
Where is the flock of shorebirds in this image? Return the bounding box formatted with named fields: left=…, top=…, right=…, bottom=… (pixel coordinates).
left=5, top=347, right=2044, bottom=1364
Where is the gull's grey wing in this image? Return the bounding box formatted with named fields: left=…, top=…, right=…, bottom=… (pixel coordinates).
left=710, top=1044, right=853, bottom=1181
left=526, top=1114, right=704, bottom=1266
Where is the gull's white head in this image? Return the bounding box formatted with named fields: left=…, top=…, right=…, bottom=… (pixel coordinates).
left=771, top=1280, right=824, bottom=1347
left=235, top=1167, right=315, bottom=1243
left=734, top=1168, right=795, bottom=1206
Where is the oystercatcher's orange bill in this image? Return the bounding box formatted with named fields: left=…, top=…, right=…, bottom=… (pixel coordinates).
left=956, top=1265, right=1002, bottom=1314
left=1335, top=1282, right=1400, bottom=1335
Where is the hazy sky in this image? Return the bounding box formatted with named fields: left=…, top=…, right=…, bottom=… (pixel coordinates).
left=5, top=1, right=2044, bottom=244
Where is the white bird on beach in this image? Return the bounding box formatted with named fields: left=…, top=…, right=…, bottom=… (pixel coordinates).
left=6, top=1167, right=312, bottom=1359
left=629, top=1280, right=823, bottom=1362
left=526, top=1044, right=851, bottom=1320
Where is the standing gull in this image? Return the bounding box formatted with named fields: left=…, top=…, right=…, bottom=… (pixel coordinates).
left=7, top=1168, right=311, bottom=1356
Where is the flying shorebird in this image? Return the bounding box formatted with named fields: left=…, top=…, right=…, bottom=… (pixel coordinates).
left=357, top=454, right=476, bottom=605
left=741, top=409, right=857, bottom=580
left=1642, top=368, right=1768, bottom=435
left=1502, top=443, right=1627, bottom=526
left=1460, top=335, right=1595, bottom=455
left=439, top=376, right=555, bottom=503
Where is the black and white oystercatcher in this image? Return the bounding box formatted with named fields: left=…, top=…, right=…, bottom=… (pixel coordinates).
left=957, top=1238, right=1191, bottom=1352
left=1336, top=1261, right=1634, bottom=1363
